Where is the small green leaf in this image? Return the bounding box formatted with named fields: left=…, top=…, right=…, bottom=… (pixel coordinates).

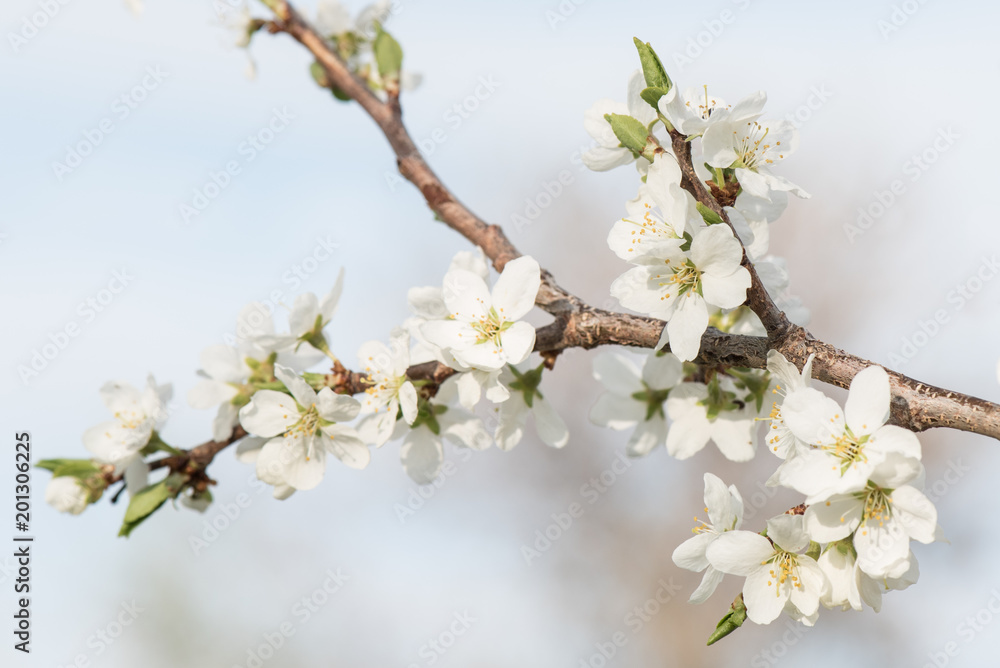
left=310, top=61, right=330, bottom=88
left=118, top=473, right=188, bottom=538
left=632, top=37, right=672, bottom=92
left=707, top=595, right=747, bottom=646
left=805, top=540, right=822, bottom=561
left=373, top=23, right=403, bottom=80
left=37, top=459, right=100, bottom=479
left=696, top=202, right=726, bottom=226
left=604, top=113, right=649, bottom=155
left=640, top=86, right=669, bottom=109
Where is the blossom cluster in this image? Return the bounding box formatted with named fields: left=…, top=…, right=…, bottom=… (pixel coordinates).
left=44, top=249, right=564, bottom=533
left=38, top=30, right=956, bottom=644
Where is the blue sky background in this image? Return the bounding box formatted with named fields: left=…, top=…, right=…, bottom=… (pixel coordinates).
left=2, top=0, right=1000, bottom=665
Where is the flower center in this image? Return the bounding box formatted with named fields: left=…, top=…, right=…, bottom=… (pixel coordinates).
left=292, top=404, right=320, bottom=438
left=765, top=551, right=803, bottom=595
left=654, top=258, right=701, bottom=301
left=685, top=84, right=728, bottom=121
left=821, top=428, right=869, bottom=473
left=733, top=121, right=783, bottom=170
left=470, top=306, right=512, bottom=347
left=861, top=485, right=892, bottom=528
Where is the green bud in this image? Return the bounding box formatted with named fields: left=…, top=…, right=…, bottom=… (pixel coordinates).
left=632, top=37, right=672, bottom=97
left=696, top=202, right=726, bottom=226
left=706, top=594, right=747, bottom=645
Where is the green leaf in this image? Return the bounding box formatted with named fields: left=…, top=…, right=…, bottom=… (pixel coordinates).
left=805, top=540, right=822, bottom=561
left=604, top=113, right=649, bottom=154
left=37, top=459, right=100, bottom=478
left=309, top=61, right=330, bottom=88
left=696, top=202, right=726, bottom=226
left=373, top=24, right=403, bottom=80
left=118, top=473, right=188, bottom=538
left=632, top=37, right=672, bottom=92
left=707, top=595, right=747, bottom=646
left=640, top=86, right=669, bottom=109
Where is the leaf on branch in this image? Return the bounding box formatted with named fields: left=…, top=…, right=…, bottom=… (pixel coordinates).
left=696, top=202, right=726, bottom=226
left=36, top=459, right=101, bottom=479
left=373, top=23, right=403, bottom=81
left=118, top=473, right=188, bottom=538
left=604, top=113, right=649, bottom=155
left=633, top=37, right=672, bottom=106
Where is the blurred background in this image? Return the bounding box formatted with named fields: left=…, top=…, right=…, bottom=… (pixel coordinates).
left=3, top=0, right=1000, bottom=665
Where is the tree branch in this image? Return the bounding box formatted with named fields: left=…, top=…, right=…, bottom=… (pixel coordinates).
left=250, top=0, right=1000, bottom=444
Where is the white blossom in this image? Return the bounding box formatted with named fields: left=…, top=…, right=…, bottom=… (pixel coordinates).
left=422, top=256, right=540, bottom=372
left=707, top=514, right=829, bottom=626
left=589, top=351, right=683, bottom=457
left=238, top=365, right=367, bottom=494
left=672, top=473, right=744, bottom=603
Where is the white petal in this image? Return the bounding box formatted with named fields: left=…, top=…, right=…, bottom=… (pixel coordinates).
left=743, top=566, right=788, bottom=625
left=200, top=344, right=246, bottom=383
left=701, top=267, right=751, bottom=310
left=626, top=416, right=666, bottom=457
left=590, top=394, right=644, bottom=430
left=666, top=293, right=708, bottom=362
left=321, top=425, right=370, bottom=470
left=238, top=390, right=299, bottom=437
left=400, top=428, right=444, bottom=484
left=492, top=256, right=541, bottom=321
left=890, top=486, right=938, bottom=544
left=804, top=495, right=861, bottom=542
left=707, top=531, right=774, bottom=577
left=533, top=397, right=569, bottom=449
left=187, top=379, right=237, bottom=410
left=441, top=269, right=491, bottom=321
left=399, top=381, right=419, bottom=424
left=642, top=352, right=683, bottom=390
left=316, top=387, right=361, bottom=422
left=689, top=566, right=724, bottom=605
left=495, top=398, right=529, bottom=451
left=690, top=224, right=743, bottom=275
left=592, top=352, right=641, bottom=396
left=672, top=532, right=716, bottom=572
left=274, top=364, right=317, bottom=408
left=766, top=514, right=809, bottom=553
left=845, top=366, right=890, bottom=436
